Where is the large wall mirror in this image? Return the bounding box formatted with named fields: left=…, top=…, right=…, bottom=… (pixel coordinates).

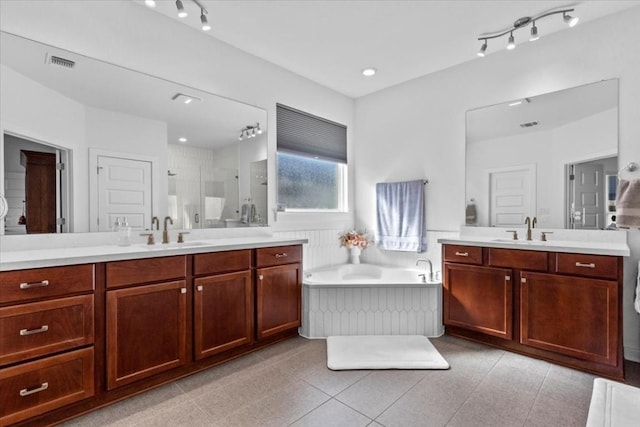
left=0, top=31, right=267, bottom=235
left=465, top=79, right=618, bottom=230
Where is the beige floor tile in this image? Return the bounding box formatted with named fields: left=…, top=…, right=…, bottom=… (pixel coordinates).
left=524, top=375, right=592, bottom=427
left=133, top=399, right=214, bottom=427
left=217, top=380, right=330, bottom=427
left=176, top=352, right=266, bottom=393
left=290, top=398, right=371, bottom=427
left=336, top=370, right=426, bottom=419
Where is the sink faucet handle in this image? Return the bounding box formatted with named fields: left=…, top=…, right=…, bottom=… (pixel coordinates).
left=540, top=231, right=553, bottom=242
left=506, top=230, right=518, bottom=240
left=139, top=233, right=155, bottom=245
left=177, top=231, right=189, bottom=243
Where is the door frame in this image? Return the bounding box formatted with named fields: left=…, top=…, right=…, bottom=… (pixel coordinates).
left=89, top=148, right=160, bottom=232
left=1, top=128, right=71, bottom=234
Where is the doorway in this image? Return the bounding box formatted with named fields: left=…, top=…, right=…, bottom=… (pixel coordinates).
left=2, top=133, right=69, bottom=234
left=566, top=156, right=617, bottom=229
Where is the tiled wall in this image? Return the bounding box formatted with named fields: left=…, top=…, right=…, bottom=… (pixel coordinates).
left=273, top=229, right=458, bottom=273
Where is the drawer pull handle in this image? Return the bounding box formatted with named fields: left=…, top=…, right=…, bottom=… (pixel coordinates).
left=20, top=382, right=49, bottom=397
left=275, top=253, right=288, bottom=258
left=575, top=262, right=596, bottom=269
left=455, top=252, right=469, bottom=257
left=20, top=325, right=49, bottom=336
left=196, top=285, right=203, bottom=292
left=259, top=275, right=264, bottom=281
left=180, top=288, right=187, bottom=294
left=19, top=280, right=49, bottom=289
left=505, top=276, right=511, bottom=281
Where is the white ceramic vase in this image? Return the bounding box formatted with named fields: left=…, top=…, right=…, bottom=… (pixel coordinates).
left=349, top=246, right=362, bottom=264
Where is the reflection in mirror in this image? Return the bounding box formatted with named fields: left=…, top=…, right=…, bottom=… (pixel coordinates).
left=0, top=31, right=267, bottom=234
left=465, top=79, right=618, bottom=230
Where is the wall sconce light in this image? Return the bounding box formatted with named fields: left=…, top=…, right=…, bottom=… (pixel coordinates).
left=238, top=123, right=263, bottom=141
left=476, top=6, right=578, bottom=57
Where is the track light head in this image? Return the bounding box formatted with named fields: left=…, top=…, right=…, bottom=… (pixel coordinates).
left=176, top=0, right=188, bottom=18
left=530, top=23, right=539, bottom=41
left=506, top=32, right=516, bottom=50
left=477, top=40, right=488, bottom=57
left=563, top=12, right=579, bottom=27
left=200, top=9, right=211, bottom=31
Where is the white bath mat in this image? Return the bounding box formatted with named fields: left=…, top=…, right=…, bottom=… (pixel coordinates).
left=326, top=335, right=449, bottom=370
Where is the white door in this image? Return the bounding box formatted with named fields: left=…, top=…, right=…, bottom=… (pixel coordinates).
left=570, top=163, right=603, bottom=229
left=97, top=156, right=152, bottom=231
left=489, top=166, right=535, bottom=227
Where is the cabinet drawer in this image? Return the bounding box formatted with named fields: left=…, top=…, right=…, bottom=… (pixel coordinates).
left=256, top=245, right=302, bottom=268
left=193, top=250, right=252, bottom=276
left=0, top=264, right=94, bottom=305
left=0, top=347, right=94, bottom=426
left=0, top=295, right=94, bottom=367
left=443, top=245, right=482, bottom=265
left=488, top=248, right=548, bottom=271
left=106, top=256, right=186, bottom=288
left=554, top=253, right=618, bottom=280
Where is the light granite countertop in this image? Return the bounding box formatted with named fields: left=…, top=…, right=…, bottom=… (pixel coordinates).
left=437, top=226, right=629, bottom=256
left=0, top=235, right=308, bottom=271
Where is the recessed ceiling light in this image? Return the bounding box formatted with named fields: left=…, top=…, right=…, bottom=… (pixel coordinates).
left=362, top=68, right=377, bottom=77
left=144, top=0, right=156, bottom=8
left=178, top=137, right=187, bottom=143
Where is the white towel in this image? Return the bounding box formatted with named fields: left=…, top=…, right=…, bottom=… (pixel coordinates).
left=616, top=179, right=640, bottom=228
left=375, top=180, right=427, bottom=252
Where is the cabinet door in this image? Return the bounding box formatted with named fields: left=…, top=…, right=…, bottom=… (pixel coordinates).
left=106, top=280, right=187, bottom=389
left=256, top=263, right=302, bottom=339
left=520, top=272, right=618, bottom=366
left=444, top=263, right=513, bottom=340
left=194, top=271, right=252, bottom=359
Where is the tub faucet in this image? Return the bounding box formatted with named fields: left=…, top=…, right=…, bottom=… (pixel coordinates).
left=416, top=259, right=433, bottom=282
left=163, top=216, right=173, bottom=244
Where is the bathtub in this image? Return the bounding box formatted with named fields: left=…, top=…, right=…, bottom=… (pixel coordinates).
left=301, top=264, right=443, bottom=339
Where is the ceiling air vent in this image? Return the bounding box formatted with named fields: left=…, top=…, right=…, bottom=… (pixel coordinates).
left=46, top=54, right=75, bottom=69
left=519, top=121, right=539, bottom=128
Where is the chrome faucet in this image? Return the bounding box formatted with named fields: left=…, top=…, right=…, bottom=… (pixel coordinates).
left=163, top=216, right=173, bottom=244
left=152, top=216, right=159, bottom=230
left=416, top=259, right=433, bottom=282
left=524, top=216, right=537, bottom=241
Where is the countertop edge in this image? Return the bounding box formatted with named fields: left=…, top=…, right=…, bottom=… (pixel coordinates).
left=0, top=238, right=309, bottom=271
left=437, top=238, right=630, bottom=257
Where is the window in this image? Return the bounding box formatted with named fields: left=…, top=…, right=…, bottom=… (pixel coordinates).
left=276, top=104, right=347, bottom=212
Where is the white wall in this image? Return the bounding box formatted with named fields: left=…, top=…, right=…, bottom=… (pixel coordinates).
left=355, top=7, right=640, bottom=361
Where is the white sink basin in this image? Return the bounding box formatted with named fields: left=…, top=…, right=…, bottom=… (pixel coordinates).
left=492, top=238, right=544, bottom=244
left=140, top=241, right=208, bottom=250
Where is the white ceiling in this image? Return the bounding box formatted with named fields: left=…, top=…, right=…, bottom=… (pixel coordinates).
left=140, top=0, right=640, bottom=98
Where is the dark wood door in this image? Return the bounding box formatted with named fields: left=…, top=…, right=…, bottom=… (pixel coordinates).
left=106, top=280, right=187, bottom=390
left=444, top=263, right=513, bottom=340
left=20, top=150, right=57, bottom=233
left=256, top=263, right=301, bottom=339
left=520, top=271, right=619, bottom=366
left=194, top=271, right=252, bottom=360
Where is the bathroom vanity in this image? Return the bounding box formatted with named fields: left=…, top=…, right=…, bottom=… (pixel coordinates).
left=0, top=238, right=304, bottom=426
left=439, top=228, right=629, bottom=380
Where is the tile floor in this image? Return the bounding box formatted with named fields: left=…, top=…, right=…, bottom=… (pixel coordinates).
left=63, top=335, right=612, bottom=426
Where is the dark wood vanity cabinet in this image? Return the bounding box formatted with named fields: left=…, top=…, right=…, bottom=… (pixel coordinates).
left=0, top=265, right=95, bottom=426
left=443, top=244, right=623, bottom=379
left=256, top=245, right=302, bottom=339
left=193, top=250, right=253, bottom=359
left=1, top=244, right=303, bottom=425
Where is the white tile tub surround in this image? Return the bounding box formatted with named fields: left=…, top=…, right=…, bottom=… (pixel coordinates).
left=301, top=264, right=444, bottom=339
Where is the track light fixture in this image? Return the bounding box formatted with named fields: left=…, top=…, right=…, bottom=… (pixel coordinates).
left=175, top=0, right=187, bottom=18
left=476, top=6, right=578, bottom=57
left=238, top=123, right=263, bottom=141
left=200, top=9, right=211, bottom=31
